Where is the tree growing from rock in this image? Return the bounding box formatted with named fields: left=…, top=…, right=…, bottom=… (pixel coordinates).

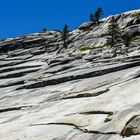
left=122, top=33, right=133, bottom=47
left=107, top=16, right=121, bottom=47
left=93, top=8, right=103, bottom=25
left=42, top=28, right=48, bottom=32
left=62, top=24, right=69, bottom=49
left=90, top=13, right=94, bottom=22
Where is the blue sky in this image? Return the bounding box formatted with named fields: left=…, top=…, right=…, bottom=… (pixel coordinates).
left=0, top=0, right=140, bottom=39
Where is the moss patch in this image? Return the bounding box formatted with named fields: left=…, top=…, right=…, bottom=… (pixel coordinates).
left=131, top=36, right=140, bottom=41
left=79, top=43, right=108, bottom=51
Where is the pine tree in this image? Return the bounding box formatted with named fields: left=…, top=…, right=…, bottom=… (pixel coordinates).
left=107, top=16, right=121, bottom=47
left=62, top=24, right=69, bottom=48
left=90, top=13, right=94, bottom=22
left=42, top=28, right=48, bottom=32
left=93, top=8, right=103, bottom=25
left=122, top=33, right=133, bottom=47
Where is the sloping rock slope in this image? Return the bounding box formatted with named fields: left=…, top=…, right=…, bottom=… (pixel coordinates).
left=0, top=10, right=140, bottom=140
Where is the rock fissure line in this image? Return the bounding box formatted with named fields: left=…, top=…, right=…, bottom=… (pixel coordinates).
left=30, top=122, right=119, bottom=135
left=0, top=80, right=25, bottom=88
left=65, top=110, right=113, bottom=117
left=0, top=65, right=41, bottom=74
left=61, top=88, right=109, bottom=99
left=0, top=69, right=40, bottom=79
left=79, top=111, right=113, bottom=115
left=0, top=105, right=33, bottom=113
left=17, top=61, right=140, bottom=90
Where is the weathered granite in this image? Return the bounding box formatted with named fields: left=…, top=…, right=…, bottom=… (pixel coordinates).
left=0, top=9, right=140, bottom=140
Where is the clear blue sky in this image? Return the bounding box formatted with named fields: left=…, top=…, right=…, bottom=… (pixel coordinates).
left=0, top=0, right=140, bottom=39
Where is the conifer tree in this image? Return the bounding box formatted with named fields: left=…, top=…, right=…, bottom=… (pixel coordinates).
left=93, top=8, right=103, bottom=25
left=42, top=28, right=48, bottom=32
left=62, top=24, right=69, bottom=48
left=122, top=33, right=133, bottom=47
left=107, top=16, right=121, bottom=47
left=90, top=13, right=94, bottom=22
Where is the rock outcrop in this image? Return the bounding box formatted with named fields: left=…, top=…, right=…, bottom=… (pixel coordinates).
left=0, top=9, right=140, bottom=140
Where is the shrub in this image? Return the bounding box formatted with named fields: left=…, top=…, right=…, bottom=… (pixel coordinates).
left=93, top=8, right=103, bottom=25
left=90, top=13, right=94, bottom=22
left=104, top=117, right=112, bottom=123
left=107, top=16, right=121, bottom=47
left=90, top=8, right=103, bottom=25
left=122, top=33, right=133, bottom=47
left=42, top=28, right=48, bottom=32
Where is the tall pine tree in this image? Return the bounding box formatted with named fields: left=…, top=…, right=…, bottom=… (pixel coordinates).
left=62, top=24, right=69, bottom=49
left=122, top=33, right=133, bottom=47
left=90, top=13, right=94, bottom=22
left=93, top=8, right=103, bottom=25
left=107, top=16, right=121, bottom=47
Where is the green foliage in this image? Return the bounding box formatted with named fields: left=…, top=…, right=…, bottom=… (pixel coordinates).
left=42, top=28, right=48, bottom=32
left=116, top=51, right=128, bottom=56
left=61, top=24, right=69, bottom=48
left=122, top=33, right=133, bottom=47
left=90, top=13, right=94, bottom=22
left=131, top=35, right=140, bottom=41
left=79, top=43, right=108, bottom=51
left=93, top=8, right=103, bottom=25
left=89, top=8, right=103, bottom=24
left=80, top=46, right=92, bottom=51
left=104, top=117, right=112, bottom=123
left=107, top=16, right=121, bottom=47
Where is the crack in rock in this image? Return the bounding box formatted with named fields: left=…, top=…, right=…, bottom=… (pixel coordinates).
left=0, top=105, right=33, bottom=113
left=0, top=80, right=25, bottom=88
left=79, top=111, right=113, bottom=116
left=0, top=65, right=41, bottom=74
left=30, top=122, right=118, bottom=135
left=61, top=88, right=109, bottom=99
left=0, top=69, right=40, bottom=79
left=17, top=61, right=140, bottom=90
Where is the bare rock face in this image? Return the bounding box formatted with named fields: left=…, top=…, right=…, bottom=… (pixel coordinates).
left=121, top=116, right=140, bottom=137
left=0, top=9, right=140, bottom=140
left=78, top=22, right=94, bottom=30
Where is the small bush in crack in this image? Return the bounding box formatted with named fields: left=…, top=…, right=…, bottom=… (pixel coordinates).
left=42, top=28, right=48, bottom=32
left=104, top=117, right=112, bottom=123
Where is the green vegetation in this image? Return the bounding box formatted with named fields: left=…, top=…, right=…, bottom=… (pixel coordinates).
left=122, top=33, right=133, bottom=47
left=131, top=35, right=140, bottom=41
left=90, top=8, right=103, bottom=25
left=104, top=117, right=112, bottom=123
left=79, top=43, right=108, bottom=51
left=80, top=46, right=92, bottom=51
left=90, top=13, right=94, bottom=22
left=42, top=28, right=48, bottom=32
left=116, top=51, right=128, bottom=56
left=93, top=8, right=103, bottom=25
left=104, top=112, right=113, bottom=123
left=107, top=16, right=121, bottom=47
left=61, top=24, right=69, bottom=49
left=82, top=28, right=93, bottom=32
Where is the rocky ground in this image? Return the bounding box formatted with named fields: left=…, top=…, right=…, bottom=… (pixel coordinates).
left=0, top=10, right=140, bottom=140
